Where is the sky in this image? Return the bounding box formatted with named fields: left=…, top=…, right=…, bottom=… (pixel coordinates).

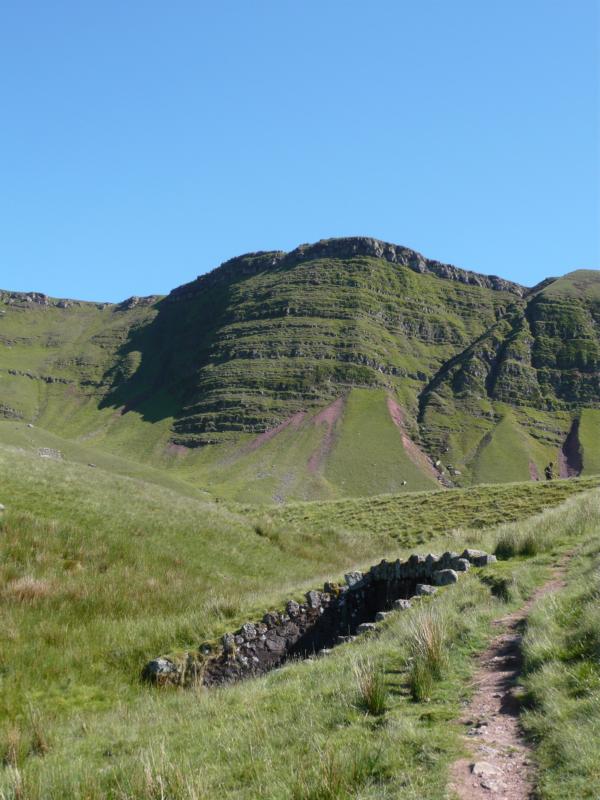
left=1, top=1, right=598, bottom=301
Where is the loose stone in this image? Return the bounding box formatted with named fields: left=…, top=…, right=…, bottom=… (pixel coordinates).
left=434, top=569, right=459, bottom=585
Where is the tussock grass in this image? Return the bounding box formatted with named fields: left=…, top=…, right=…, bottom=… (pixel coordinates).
left=292, top=746, right=388, bottom=800
left=406, top=607, right=449, bottom=702
left=0, top=706, right=50, bottom=771
left=353, top=658, right=388, bottom=716
left=2, top=575, right=55, bottom=603
left=495, top=526, right=551, bottom=558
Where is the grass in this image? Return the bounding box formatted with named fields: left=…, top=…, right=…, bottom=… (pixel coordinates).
left=0, top=442, right=598, bottom=796
left=267, top=475, right=600, bottom=542
left=520, top=530, right=600, bottom=798
left=2, top=256, right=598, bottom=504
left=579, top=408, right=600, bottom=477
left=353, top=658, right=388, bottom=716
left=406, top=606, right=449, bottom=701
left=494, top=524, right=552, bottom=558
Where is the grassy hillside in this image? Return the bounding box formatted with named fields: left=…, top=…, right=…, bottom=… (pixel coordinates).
left=267, top=475, right=600, bottom=541
left=0, top=441, right=598, bottom=798
left=521, top=534, right=600, bottom=798
left=189, top=388, right=442, bottom=504
left=0, top=243, right=598, bottom=502
left=419, top=269, right=600, bottom=487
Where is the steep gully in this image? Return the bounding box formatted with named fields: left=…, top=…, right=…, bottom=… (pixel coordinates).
left=559, top=417, right=583, bottom=478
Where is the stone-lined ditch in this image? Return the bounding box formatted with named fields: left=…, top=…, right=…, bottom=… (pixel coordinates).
left=142, top=548, right=497, bottom=688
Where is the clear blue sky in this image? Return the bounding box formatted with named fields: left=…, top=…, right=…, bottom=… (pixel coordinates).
left=1, top=1, right=598, bottom=301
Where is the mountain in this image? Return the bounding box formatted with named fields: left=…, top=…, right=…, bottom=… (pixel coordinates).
left=0, top=238, right=598, bottom=502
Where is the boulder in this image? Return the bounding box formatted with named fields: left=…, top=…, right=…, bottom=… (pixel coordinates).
left=240, top=622, right=257, bottom=641
left=451, top=558, right=471, bottom=572
left=374, top=611, right=389, bottom=622
left=461, top=548, right=485, bottom=560
left=265, top=635, right=286, bottom=652
left=415, top=584, right=437, bottom=596
left=439, top=551, right=460, bottom=568
left=356, top=622, right=377, bottom=634
left=475, top=553, right=497, bottom=566
left=305, top=590, right=322, bottom=609
left=461, top=549, right=497, bottom=566
left=344, top=571, right=363, bottom=588
left=433, top=569, right=458, bottom=586
left=460, top=548, right=496, bottom=567
left=222, top=633, right=236, bottom=654
left=142, top=657, right=181, bottom=685
left=425, top=553, right=440, bottom=571
left=471, top=762, right=501, bottom=778
left=392, top=598, right=412, bottom=611
left=285, top=600, right=300, bottom=617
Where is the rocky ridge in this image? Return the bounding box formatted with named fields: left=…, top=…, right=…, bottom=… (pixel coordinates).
left=168, top=237, right=526, bottom=302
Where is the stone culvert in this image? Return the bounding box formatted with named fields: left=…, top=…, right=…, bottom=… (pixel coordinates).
left=142, top=548, right=497, bottom=688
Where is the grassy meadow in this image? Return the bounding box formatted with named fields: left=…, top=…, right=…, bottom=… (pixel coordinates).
left=0, top=434, right=599, bottom=797
left=521, top=534, right=600, bottom=798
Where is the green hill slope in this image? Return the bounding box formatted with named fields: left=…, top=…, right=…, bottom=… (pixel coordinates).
left=1, top=436, right=599, bottom=798
left=0, top=241, right=598, bottom=500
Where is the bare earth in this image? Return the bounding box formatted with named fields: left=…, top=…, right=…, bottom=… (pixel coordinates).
left=386, top=396, right=443, bottom=483
left=449, top=560, right=569, bottom=799
left=307, top=396, right=345, bottom=473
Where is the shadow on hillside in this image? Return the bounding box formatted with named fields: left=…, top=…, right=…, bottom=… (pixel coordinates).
left=99, top=258, right=294, bottom=426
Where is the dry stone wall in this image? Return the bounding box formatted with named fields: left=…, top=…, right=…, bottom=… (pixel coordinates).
left=142, top=548, right=496, bottom=688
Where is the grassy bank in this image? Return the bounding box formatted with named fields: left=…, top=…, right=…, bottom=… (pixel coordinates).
left=0, top=453, right=597, bottom=797
left=266, top=476, right=600, bottom=541
left=521, top=528, right=600, bottom=798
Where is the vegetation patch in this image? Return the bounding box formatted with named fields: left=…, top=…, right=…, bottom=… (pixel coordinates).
left=521, top=529, right=600, bottom=798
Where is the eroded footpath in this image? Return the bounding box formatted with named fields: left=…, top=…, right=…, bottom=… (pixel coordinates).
left=449, top=558, right=569, bottom=800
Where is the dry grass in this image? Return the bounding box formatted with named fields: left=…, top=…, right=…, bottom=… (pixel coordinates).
left=3, top=576, right=55, bottom=603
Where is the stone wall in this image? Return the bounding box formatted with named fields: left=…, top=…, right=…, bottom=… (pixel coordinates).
left=142, top=548, right=496, bottom=689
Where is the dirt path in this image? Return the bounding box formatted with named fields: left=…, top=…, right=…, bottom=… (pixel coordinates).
left=449, top=558, right=569, bottom=799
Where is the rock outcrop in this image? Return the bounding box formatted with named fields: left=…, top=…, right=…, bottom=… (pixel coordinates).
left=168, top=237, right=525, bottom=303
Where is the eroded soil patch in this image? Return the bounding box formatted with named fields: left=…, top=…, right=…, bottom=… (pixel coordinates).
left=387, top=396, right=447, bottom=485
left=307, top=396, right=345, bottom=473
